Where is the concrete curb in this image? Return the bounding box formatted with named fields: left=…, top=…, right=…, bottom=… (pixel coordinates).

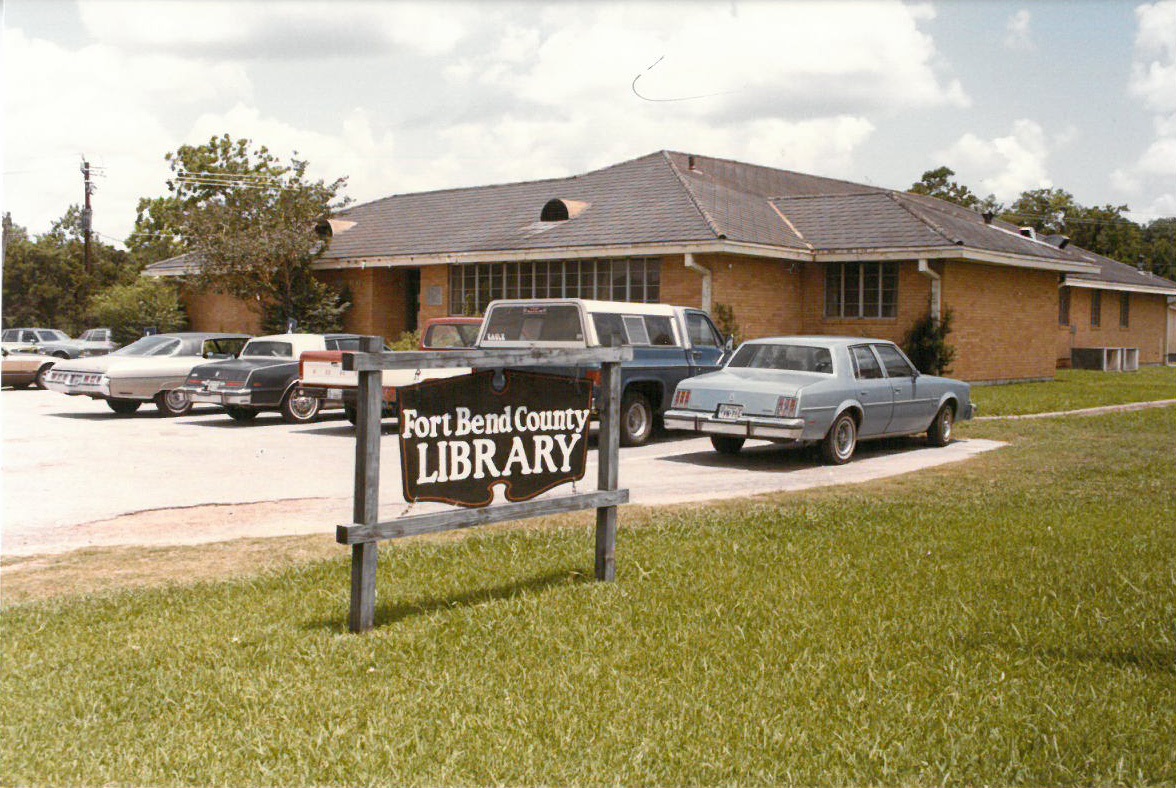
left=973, top=398, right=1176, bottom=422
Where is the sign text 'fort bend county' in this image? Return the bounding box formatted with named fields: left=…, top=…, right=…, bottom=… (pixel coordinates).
left=397, top=369, right=593, bottom=508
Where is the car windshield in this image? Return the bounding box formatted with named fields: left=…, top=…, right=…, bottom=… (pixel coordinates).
left=423, top=323, right=480, bottom=349
left=112, top=336, right=183, bottom=357
left=481, top=305, right=583, bottom=343
left=728, top=343, right=834, bottom=374
left=241, top=340, right=294, bottom=358
left=37, top=330, right=69, bottom=342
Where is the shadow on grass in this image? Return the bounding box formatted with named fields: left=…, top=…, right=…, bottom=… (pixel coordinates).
left=312, top=568, right=591, bottom=633
left=1033, top=645, right=1176, bottom=675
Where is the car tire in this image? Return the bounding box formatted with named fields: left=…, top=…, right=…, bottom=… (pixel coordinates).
left=107, top=398, right=141, bottom=415
left=619, top=390, right=653, bottom=447
left=52, top=351, right=69, bottom=359
left=154, top=388, right=193, bottom=417
left=224, top=405, right=258, bottom=422
left=34, top=364, right=53, bottom=390
left=820, top=411, right=857, bottom=465
left=926, top=403, right=955, bottom=447
left=343, top=404, right=358, bottom=425
left=280, top=387, right=320, bottom=424
left=710, top=436, right=745, bottom=455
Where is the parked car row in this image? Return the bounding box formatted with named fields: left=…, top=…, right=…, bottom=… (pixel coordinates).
left=2, top=327, right=118, bottom=358
left=15, top=300, right=976, bottom=465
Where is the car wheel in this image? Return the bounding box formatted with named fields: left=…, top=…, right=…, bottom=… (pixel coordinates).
left=107, top=398, right=141, bottom=415
left=154, top=388, right=193, bottom=417
left=280, top=387, right=320, bottom=424
left=820, top=411, right=857, bottom=465
left=710, top=436, right=745, bottom=455
left=926, top=403, right=955, bottom=447
left=343, top=404, right=358, bottom=425
left=34, top=364, right=53, bottom=390
left=619, top=390, right=653, bottom=447
left=224, top=405, right=259, bottom=422
left=52, top=351, right=69, bottom=359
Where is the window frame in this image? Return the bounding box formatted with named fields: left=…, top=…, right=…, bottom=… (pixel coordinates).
left=1119, top=291, right=1130, bottom=328
left=1091, top=290, right=1102, bottom=328
left=825, top=262, right=899, bottom=319
left=449, top=257, right=662, bottom=315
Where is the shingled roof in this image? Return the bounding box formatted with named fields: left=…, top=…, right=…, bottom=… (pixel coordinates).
left=314, top=151, right=1103, bottom=274
left=1062, top=246, right=1176, bottom=294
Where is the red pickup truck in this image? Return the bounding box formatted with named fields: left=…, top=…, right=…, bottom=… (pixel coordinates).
left=298, top=317, right=482, bottom=423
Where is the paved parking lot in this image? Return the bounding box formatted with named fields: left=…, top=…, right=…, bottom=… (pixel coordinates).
left=1, top=388, right=1003, bottom=556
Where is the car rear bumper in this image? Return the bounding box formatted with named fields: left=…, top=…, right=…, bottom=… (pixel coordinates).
left=663, top=409, right=805, bottom=440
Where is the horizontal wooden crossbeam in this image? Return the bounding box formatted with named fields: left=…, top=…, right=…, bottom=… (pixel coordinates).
left=337, top=488, right=630, bottom=545
left=343, top=346, right=632, bottom=371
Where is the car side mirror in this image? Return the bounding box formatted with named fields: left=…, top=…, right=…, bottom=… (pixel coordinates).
left=723, top=336, right=735, bottom=354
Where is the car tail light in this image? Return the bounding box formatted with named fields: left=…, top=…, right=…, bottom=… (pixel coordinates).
left=775, top=396, right=798, bottom=418
left=226, top=381, right=245, bottom=388
left=672, top=388, right=691, bottom=408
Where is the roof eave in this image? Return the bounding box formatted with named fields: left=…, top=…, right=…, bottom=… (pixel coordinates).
left=811, top=246, right=1098, bottom=274
left=314, top=240, right=812, bottom=269
left=1064, top=278, right=1176, bottom=295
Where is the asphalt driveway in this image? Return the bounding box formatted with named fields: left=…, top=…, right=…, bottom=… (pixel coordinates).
left=1, top=388, right=1003, bottom=556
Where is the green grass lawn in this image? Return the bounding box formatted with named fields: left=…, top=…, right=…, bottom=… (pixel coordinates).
left=972, top=365, right=1176, bottom=416
left=3, top=408, right=1174, bottom=785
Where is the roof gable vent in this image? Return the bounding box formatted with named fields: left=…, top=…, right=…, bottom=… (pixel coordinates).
left=1019, top=226, right=1037, bottom=241
left=540, top=198, right=590, bottom=222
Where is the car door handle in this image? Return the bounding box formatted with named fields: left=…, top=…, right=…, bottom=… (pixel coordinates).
left=859, top=391, right=868, bottom=397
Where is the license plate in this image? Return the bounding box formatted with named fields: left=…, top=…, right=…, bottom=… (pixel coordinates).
left=716, top=403, right=743, bottom=420
left=327, top=388, right=343, bottom=400
left=207, top=380, right=223, bottom=391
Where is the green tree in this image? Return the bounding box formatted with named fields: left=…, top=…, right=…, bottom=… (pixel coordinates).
left=2, top=211, right=138, bottom=333
left=909, top=166, right=1001, bottom=213
left=1142, top=218, right=1176, bottom=279
left=162, top=134, right=351, bottom=331
left=88, top=278, right=187, bottom=345
left=126, top=195, right=185, bottom=267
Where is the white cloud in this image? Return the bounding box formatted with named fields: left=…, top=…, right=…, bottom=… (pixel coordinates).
left=2, top=27, right=252, bottom=242
left=76, top=1, right=469, bottom=58
left=1004, top=10, right=1034, bottom=51
left=935, top=120, right=1054, bottom=200
left=1117, top=1, right=1176, bottom=215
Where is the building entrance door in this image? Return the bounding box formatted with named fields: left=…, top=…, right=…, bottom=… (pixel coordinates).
left=404, top=269, right=421, bottom=333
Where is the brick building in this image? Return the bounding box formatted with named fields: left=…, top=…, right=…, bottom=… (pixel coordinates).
left=146, top=151, right=1176, bottom=382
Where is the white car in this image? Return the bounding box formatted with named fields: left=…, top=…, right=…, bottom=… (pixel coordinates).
left=44, top=332, right=250, bottom=416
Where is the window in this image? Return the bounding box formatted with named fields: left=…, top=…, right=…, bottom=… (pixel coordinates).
left=1120, top=292, right=1130, bottom=328
left=591, top=313, right=677, bottom=347
left=850, top=345, right=884, bottom=379
left=482, top=304, right=584, bottom=344
left=1059, top=288, right=1071, bottom=326
left=449, top=258, right=661, bottom=315
left=328, top=337, right=362, bottom=351
left=873, top=344, right=915, bottom=378
left=729, top=343, right=834, bottom=374
left=1091, top=290, right=1102, bottom=328
left=242, top=340, right=294, bottom=358
left=686, top=312, right=722, bottom=348
left=825, top=262, right=898, bottom=319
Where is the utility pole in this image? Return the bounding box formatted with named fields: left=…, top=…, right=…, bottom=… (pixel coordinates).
left=81, top=157, right=94, bottom=273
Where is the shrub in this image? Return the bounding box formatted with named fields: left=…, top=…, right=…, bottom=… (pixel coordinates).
left=88, top=279, right=187, bottom=345
left=712, top=302, right=741, bottom=344
left=903, top=309, right=956, bottom=375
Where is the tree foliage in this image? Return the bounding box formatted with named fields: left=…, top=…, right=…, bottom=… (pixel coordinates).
left=163, top=134, right=352, bottom=332
left=88, top=278, right=187, bottom=345
left=910, top=168, right=1175, bottom=279
left=903, top=309, right=956, bottom=376
left=2, top=211, right=140, bottom=333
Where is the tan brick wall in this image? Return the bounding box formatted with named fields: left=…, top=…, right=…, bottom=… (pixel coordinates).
left=798, top=260, right=932, bottom=346
left=659, top=255, right=702, bottom=309
left=1058, top=287, right=1171, bottom=365
left=941, top=262, right=1058, bottom=382
left=180, top=288, right=263, bottom=334
left=420, top=264, right=451, bottom=323
left=315, top=268, right=409, bottom=341
left=703, top=254, right=802, bottom=340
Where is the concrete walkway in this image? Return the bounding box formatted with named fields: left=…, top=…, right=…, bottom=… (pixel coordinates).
left=973, top=398, right=1176, bottom=421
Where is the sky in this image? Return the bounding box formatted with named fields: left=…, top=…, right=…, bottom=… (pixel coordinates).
left=3, top=0, right=1176, bottom=250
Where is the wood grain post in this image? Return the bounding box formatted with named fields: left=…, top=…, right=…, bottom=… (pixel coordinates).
left=595, top=360, right=621, bottom=581
left=349, top=335, right=384, bottom=632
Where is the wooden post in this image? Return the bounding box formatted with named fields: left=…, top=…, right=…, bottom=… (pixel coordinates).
left=349, top=335, right=384, bottom=632
left=595, top=360, right=621, bottom=581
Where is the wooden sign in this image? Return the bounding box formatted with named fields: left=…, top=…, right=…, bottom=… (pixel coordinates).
left=397, top=369, right=593, bottom=508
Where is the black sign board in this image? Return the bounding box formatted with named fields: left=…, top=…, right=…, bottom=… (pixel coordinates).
left=398, top=369, right=593, bottom=508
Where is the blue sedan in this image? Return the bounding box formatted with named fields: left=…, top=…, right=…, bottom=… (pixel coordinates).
left=663, top=336, right=974, bottom=464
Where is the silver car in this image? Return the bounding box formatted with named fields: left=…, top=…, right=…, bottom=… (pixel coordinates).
left=664, top=336, right=974, bottom=464
left=44, top=332, right=250, bottom=416
left=29, top=327, right=119, bottom=359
